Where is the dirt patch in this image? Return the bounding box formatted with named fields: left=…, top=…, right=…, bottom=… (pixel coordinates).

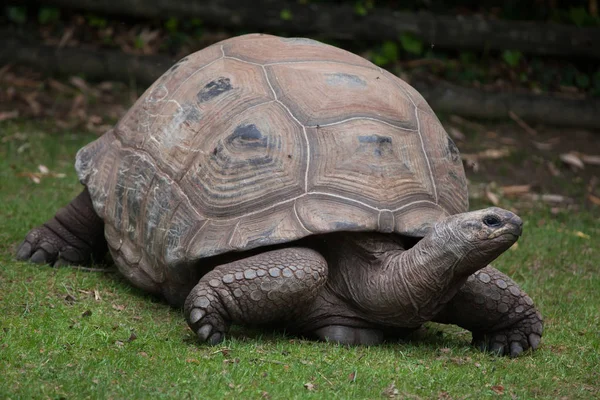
left=446, top=115, right=600, bottom=209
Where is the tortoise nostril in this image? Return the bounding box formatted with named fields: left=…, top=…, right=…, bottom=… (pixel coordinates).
left=483, top=214, right=502, bottom=228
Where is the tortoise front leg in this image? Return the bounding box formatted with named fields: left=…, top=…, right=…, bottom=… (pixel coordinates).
left=433, top=265, right=543, bottom=357
left=16, top=188, right=107, bottom=267
left=184, top=247, right=328, bottom=344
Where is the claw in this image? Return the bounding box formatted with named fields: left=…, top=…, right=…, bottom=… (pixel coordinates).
left=16, top=242, right=31, bottom=260
left=490, top=341, right=505, bottom=355
left=510, top=342, right=524, bottom=358
left=53, top=258, right=71, bottom=268
left=529, top=333, right=541, bottom=350
left=30, top=249, right=49, bottom=264
left=189, top=309, right=205, bottom=324
left=40, top=242, right=57, bottom=254
left=208, top=332, right=222, bottom=345
left=59, top=248, right=81, bottom=263
left=197, top=324, right=213, bottom=342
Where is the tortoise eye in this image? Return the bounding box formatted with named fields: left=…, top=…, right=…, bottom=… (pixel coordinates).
left=483, top=215, right=502, bottom=227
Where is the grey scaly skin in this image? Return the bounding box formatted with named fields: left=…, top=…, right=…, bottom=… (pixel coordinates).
left=16, top=190, right=543, bottom=357
left=184, top=207, right=543, bottom=357
left=16, top=189, right=106, bottom=267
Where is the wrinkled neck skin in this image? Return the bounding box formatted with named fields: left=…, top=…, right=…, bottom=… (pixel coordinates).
left=324, top=223, right=515, bottom=328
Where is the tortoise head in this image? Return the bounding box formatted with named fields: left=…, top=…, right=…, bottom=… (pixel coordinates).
left=431, top=207, right=523, bottom=268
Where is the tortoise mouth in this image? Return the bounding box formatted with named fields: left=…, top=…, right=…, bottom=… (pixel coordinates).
left=488, top=229, right=521, bottom=240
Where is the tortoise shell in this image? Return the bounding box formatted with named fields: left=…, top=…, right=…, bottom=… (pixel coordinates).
left=75, top=34, right=468, bottom=280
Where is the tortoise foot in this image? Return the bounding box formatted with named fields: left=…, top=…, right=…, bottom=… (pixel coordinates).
left=184, top=247, right=328, bottom=345
left=17, top=224, right=93, bottom=267
left=472, top=310, right=543, bottom=357
left=16, top=189, right=106, bottom=267
left=185, top=289, right=229, bottom=345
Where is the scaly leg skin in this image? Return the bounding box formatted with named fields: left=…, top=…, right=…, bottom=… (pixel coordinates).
left=184, top=247, right=328, bottom=345
left=433, top=265, right=543, bottom=357
left=16, top=188, right=107, bottom=267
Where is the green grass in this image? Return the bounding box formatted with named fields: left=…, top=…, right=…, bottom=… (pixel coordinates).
left=1, top=120, right=599, bottom=399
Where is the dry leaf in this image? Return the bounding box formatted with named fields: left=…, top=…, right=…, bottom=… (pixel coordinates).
left=112, top=304, right=125, bottom=311
left=10, top=77, right=39, bottom=88
left=575, top=231, right=590, bottom=240
left=499, top=137, right=518, bottom=145
left=448, top=126, right=466, bottom=141
left=69, top=76, right=91, bottom=92
left=382, top=382, right=399, bottom=398
left=560, top=153, right=585, bottom=170
left=580, top=154, right=600, bottom=166
left=491, top=385, right=505, bottom=395
left=0, top=110, right=19, bottom=121
left=462, top=148, right=510, bottom=163
left=303, top=382, right=315, bottom=391
left=17, top=142, right=30, bottom=153
left=70, top=94, right=86, bottom=116
left=22, top=93, right=42, bottom=116
left=449, top=115, right=485, bottom=131
left=531, top=140, right=554, bottom=151
left=508, top=110, right=537, bottom=135
left=478, top=148, right=511, bottom=159
left=486, top=190, right=500, bottom=206
left=525, top=194, right=573, bottom=204
left=48, top=79, right=75, bottom=93
left=58, top=26, right=75, bottom=48
left=588, top=194, right=600, bottom=206
left=501, top=185, right=531, bottom=197
left=97, top=81, right=115, bottom=91
left=94, top=290, right=101, bottom=301
left=547, top=162, right=561, bottom=177
left=348, top=370, right=357, bottom=382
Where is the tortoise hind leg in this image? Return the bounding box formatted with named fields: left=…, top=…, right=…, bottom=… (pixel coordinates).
left=16, top=188, right=107, bottom=267
left=433, top=265, right=543, bottom=357
left=184, top=247, right=328, bottom=345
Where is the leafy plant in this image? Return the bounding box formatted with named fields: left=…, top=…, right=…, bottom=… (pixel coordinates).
left=399, top=32, right=423, bottom=55
left=87, top=14, right=107, bottom=28
left=6, top=6, right=27, bottom=24
left=502, top=50, right=522, bottom=68
left=164, top=17, right=178, bottom=33
left=574, top=71, right=591, bottom=89
left=354, top=0, right=374, bottom=16
left=458, top=51, right=477, bottom=65
left=134, top=36, right=145, bottom=50
left=38, top=7, right=60, bottom=25
left=280, top=9, right=293, bottom=21
left=372, top=41, right=399, bottom=66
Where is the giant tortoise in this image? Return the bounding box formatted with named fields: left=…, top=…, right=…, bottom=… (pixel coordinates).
left=17, top=34, right=542, bottom=357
